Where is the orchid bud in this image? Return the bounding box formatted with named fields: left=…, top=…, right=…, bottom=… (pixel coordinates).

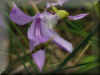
left=57, top=10, right=69, bottom=19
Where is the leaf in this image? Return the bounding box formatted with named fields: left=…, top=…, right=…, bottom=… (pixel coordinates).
left=59, top=59, right=99, bottom=72
left=94, top=1, right=100, bottom=19
left=75, top=55, right=99, bottom=74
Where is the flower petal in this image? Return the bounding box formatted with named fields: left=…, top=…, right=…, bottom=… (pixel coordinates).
left=28, top=20, right=40, bottom=51
left=40, top=22, right=73, bottom=52
left=32, top=50, right=45, bottom=72
left=68, top=13, right=89, bottom=20
left=29, top=40, right=39, bottom=51
left=52, top=35, right=73, bottom=52
left=28, top=13, right=40, bottom=42
left=27, top=19, right=39, bottom=42
left=58, top=0, right=68, bottom=6
left=10, top=3, right=33, bottom=25
left=47, top=0, right=68, bottom=8
left=47, top=3, right=59, bottom=8
left=0, top=12, right=6, bottom=28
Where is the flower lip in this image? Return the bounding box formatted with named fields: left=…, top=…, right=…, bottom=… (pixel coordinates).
left=40, top=17, right=73, bottom=53
left=28, top=17, right=48, bottom=72
left=40, top=12, right=58, bottom=29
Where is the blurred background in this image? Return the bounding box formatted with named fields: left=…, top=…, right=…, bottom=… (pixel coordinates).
left=0, top=0, right=99, bottom=74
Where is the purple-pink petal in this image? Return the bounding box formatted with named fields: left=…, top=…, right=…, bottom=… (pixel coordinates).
left=47, top=0, right=68, bottom=8
left=47, top=3, right=59, bottom=8
left=32, top=50, right=45, bottom=72
left=0, top=12, right=6, bottom=28
left=10, top=3, right=33, bottom=25
left=52, top=35, right=73, bottom=52
left=68, top=13, right=89, bottom=20
left=58, top=0, right=68, bottom=6
left=27, top=20, right=39, bottom=45
left=28, top=20, right=40, bottom=50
